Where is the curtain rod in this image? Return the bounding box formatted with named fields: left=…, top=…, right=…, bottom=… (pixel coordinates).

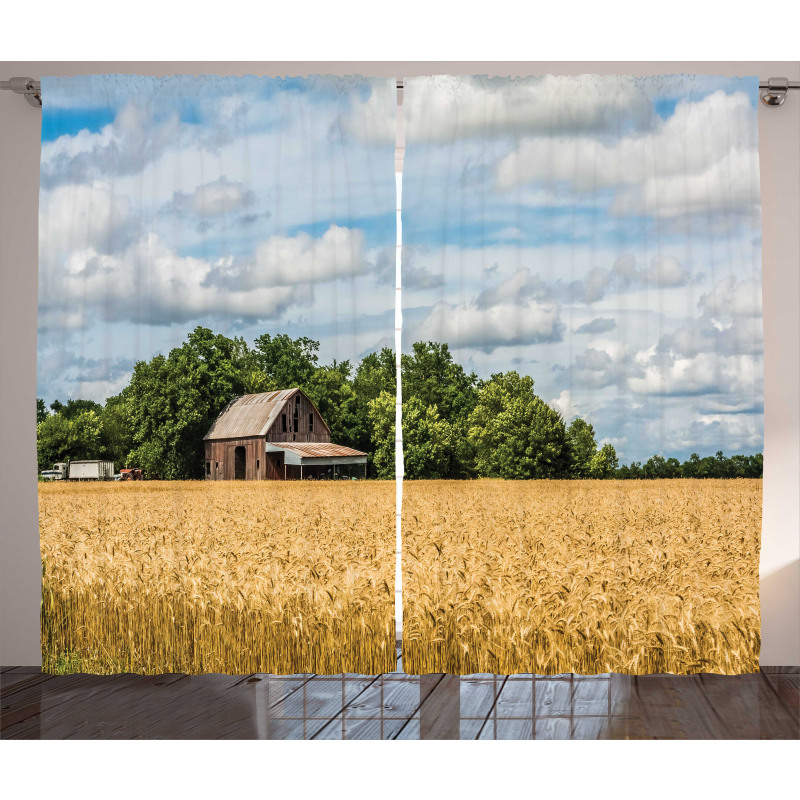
left=3, top=77, right=799, bottom=108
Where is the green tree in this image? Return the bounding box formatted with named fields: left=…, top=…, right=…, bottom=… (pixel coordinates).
left=401, top=342, right=478, bottom=422
left=37, top=409, right=103, bottom=471
left=589, top=442, right=619, bottom=478
left=368, top=391, right=455, bottom=480
left=306, top=360, right=360, bottom=448
left=252, top=333, right=319, bottom=391
left=101, top=393, right=133, bottom=467
left=566, top=418, right=598, bottom=478
left=467, top=371, right=569, bottom=479
left=36, top=398, right=49, bottom=424
left=126, top=327, right=252, bottom=479
left=351, top=347, right=397, bottom=459
left=59, top=398, right=104, bottom=419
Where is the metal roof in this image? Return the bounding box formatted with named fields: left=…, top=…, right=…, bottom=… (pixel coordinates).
left=204, top=389, right=331, bottom=440
left=268, top=442, right=367, bottom=458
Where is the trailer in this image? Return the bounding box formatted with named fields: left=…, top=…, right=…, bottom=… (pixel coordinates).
left=67, top=460, right=114, bottom=481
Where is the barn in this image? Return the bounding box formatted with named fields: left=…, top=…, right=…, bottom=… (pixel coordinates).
left=203, top=388, right=368, bottom=480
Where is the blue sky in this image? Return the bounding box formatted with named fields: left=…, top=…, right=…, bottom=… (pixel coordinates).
left=401, top=75, right=763, bottom=463
left=37, top=74, right=397, bottom=414
left=37, top=73, right=763, bottom=464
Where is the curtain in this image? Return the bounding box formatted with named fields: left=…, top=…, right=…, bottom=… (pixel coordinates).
left=37, top=74, right=397, bottom=675
left=400, top=75, right=763, bottom=675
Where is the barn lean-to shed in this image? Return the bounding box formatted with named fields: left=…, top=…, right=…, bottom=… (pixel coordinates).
left=203, top=388, right=368, bottom=480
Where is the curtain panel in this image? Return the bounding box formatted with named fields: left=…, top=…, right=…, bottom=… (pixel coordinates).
left=37, top=74, right=397, bottom=675
left=400, top=75, right=763, bottom=675
left=37, top=73, right=763, bottom=679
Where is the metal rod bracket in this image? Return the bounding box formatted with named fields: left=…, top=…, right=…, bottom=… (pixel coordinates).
left=760, top=77, right=790, bottom=107
left=0, top=77, right=41, bottom=107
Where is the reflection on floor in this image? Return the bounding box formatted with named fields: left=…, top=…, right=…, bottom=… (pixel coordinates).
left=1, top=650, right=797, bottom=739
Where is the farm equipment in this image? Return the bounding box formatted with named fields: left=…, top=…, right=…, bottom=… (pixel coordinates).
left=120, top=468, right=144, bottom=481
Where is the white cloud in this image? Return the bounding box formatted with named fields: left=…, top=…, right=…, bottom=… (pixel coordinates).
left=494, top=90, right=759, bottom=218
left=38, top=232, right=338, bottom=327
left=402, top=75, right=655, bottom=142
left=628, top=352, right=762, bottom=397
left=699, top=275, right=762, bottom=321
left=39, top=223, right=375, bottom=329
left=496, top=226, right=524, bottom=241
left=550, top=389, right=582, bottom=422
left=250, top=225, right=367, bottom=286
left=39, top=182, right=133, bottom=270
left=573, top=317, right=616, bottom=335
left=190, top=177, right=252, bottom=216
left=414, top=299, right=563, bottom=352
left=41, top=102, right=184, bottom=188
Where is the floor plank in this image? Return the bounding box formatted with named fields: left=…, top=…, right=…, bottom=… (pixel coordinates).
left=2, top=666, right=798, bottom=740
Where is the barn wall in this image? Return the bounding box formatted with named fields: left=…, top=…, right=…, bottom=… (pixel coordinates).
left=265, top=393, right=331, bottom=443
left=204, top=437, right=268, bottom=481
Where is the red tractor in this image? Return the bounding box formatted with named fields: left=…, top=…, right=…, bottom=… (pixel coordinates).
left=120, top=468, right=144, bottom=481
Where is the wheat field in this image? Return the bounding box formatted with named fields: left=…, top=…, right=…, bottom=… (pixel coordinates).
left=41, top=479, right=761, bottom=677
left=402, top=479, right=761, bottom=675
left=40, top=481, right=396, bottom=675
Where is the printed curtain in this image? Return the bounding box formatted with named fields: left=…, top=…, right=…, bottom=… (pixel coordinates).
left=37, top=75, right=397, bottom=675
left=400, top=75, right=763, bottom=675
left=37, top=73, right=763, bottom=680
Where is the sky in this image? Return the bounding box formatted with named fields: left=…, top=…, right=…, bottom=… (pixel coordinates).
left=37, top=74, right=397, bottom=409
left=401, top=75, right=763, bottom=463
left=38, top=73, right=763, bottom=464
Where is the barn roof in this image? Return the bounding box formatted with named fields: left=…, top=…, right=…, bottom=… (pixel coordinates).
left=203, top=389, right=330, bottom=440
left=270, top=442, right=367, bottom=458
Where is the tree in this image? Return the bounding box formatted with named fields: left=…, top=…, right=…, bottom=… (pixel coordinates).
left=58, top=399, right=104, bottom=419
left=589, top=443, right=619, bottom=478
left=306, top=360, right=360, bottom=449
left=368, top=391, right=455, bottom=480
left=566, top=418, right=598, bottom=478
left=400, top=342, right=478, bottom=479
left=101, top=394, right=133, bottom=467
left=36, top=398, right=49, bottom=424
left=37, top=409, right=103, bottom=471
left=467, top=372, right=569, bottom=479
left=401, top=341, right=478, bottom=422
left=126, top=327, right=253, bottom=479
left=351, top=347, right=397, bottom=458
left=252, top=333, right=319, bottom=391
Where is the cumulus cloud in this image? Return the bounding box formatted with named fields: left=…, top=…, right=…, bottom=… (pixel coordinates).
left=494, top=90, right=759, bottom=219
left=414, top=299, right=564, bottom=353
left=402, top=75, right=654, bottom=142
left=473, top=254, right=692, bottom=312
left=38, top=225, right=372, bottom=328
left=163, top=177, right=255, bottom=218
left=475, top=268, right=549, bottom=308
left=650, top=277, right=764, bottom=360
left=574, top=317, right=616, bottom=335
left=549, top=389, right=583, bottom=422
left=41, top=102, right=185, bottom=188
left=699, top=275, right=762, bottom=321
left=249, top=225, right=367, bottom=286
left=39, top=182, right=135, bottom=270
left=628, top=352, right=762, bottom=397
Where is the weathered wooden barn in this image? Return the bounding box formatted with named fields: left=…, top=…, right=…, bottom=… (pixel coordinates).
left=203, top=388, right=368, bottom=480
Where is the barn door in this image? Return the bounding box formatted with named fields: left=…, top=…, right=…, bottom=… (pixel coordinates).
left=234, top=446, right=246, bottom=480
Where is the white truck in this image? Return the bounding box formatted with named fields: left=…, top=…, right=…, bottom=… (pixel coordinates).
left=66, top=460, right=114, bottom=481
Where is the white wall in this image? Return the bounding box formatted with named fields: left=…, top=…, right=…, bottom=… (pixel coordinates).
left=1, top=60, right=797, bottom=666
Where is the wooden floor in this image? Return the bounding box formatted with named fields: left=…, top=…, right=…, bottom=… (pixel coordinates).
left=2, top=652, right=797, bottom=739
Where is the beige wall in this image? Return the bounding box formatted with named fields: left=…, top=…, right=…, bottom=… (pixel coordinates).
left=1, top=61, right=798, bottom=666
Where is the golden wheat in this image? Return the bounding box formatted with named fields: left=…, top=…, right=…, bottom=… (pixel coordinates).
left=402, top=479, right=761, bottom=676
left=40, top=481, right=396, bottom=675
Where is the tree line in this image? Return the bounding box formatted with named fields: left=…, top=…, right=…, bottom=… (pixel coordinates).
left=37, top=327, right=763, bottom=480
